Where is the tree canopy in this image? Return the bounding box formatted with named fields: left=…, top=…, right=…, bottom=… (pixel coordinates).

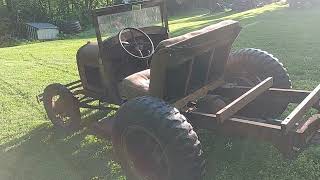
left=2, top=0, right=276, bottom=30
left=4, top=0, right=116, bottom=25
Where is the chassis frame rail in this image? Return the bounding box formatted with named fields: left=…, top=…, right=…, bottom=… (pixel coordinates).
left=36, top=80, right=118, bottom=112
left=180, top=77, right=320, bottom=156
left=185, top=111, right=320, bottom=155
left=216, top=77, right=273, bottom=122
left=282, top=84, right=320, bottom=133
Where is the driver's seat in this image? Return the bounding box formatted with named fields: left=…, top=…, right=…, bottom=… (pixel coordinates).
left=118, top=20, right=241, bottom=100
left=119, top=69, right=150, bottom=99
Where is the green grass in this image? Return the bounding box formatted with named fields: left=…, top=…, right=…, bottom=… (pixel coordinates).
left=1, top=3, right=320, bottom=180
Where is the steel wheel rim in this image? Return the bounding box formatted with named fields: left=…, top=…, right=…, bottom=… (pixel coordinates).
left=50, top=94, right=73, bottom=127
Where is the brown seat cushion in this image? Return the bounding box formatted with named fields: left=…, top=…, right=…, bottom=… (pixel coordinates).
left=118, top=69, right=150, bottom=99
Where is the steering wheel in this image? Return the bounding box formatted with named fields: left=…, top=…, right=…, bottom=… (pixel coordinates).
left=118, top=27, right=155, bottom=59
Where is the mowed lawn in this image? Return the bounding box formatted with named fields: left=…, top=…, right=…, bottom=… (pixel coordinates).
left=1, top=4, right=320, bottom=180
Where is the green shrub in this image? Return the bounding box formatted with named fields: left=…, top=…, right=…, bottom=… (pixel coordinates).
left=0, top=17, right=11, bottom=37
left=0, top=35, right=17, bottom=48
left=0, top=17, right=17, bottom=48
left=5, top=0, right=114, bottom=28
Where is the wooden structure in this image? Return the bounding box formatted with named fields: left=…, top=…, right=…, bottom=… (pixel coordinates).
left=25, top=23, right=59, bottom=40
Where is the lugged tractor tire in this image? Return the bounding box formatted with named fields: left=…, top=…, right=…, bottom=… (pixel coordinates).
left=112, top=96, right=205, bottom=180
left=43, top=83, right=81, bottom=130
left=225, top=48, right=292, bottom=119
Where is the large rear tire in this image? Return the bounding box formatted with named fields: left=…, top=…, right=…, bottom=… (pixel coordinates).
left=225, top=48, right=292, bottom=119
left=112, top=96, right=205, bottom=180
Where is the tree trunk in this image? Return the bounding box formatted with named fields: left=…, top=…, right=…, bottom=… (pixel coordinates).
left=5, top=0, right=12, bottom=11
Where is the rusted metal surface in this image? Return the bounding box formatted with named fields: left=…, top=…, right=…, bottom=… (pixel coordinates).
left=291, top=114, right=320, bottom=153
left=150, top=20, right=241, bottom=101
left=205, top=49, right=216, bottom=83
left=216, top=77, right=273, bottom=123
left=184, top=58, right=195, bottom=95
left=185, top=111, right=292, bottom=154
left=37, top=80, right=82, bottom=103
left=282, top=84, right=320, bottom=133
left=174, top=79, right=225, bottom=110
left=183, top=83, right=320, bottom=155
left=212, top=85, right=320, bottom=111
left=209, top=45, right=232, bottom=82
left=296, top=114, right=320, bottom=134
left=65, top=80, right=82, bottom=87
left=185, top=111, right=320, bottom=155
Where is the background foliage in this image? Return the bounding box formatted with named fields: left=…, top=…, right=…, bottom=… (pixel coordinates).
left=0, top=0, right=302, bottom=47
left=3, top=0, right=277, bottom=25
left=4, top=0, right=115, bottom=26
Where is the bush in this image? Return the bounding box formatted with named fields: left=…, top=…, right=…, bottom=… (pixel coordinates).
left=167, top=0, right=277, bottom=15
left=0, top=35, right=19, bottom=48
left=0, top=17, right=11, bottom=37
left=0, top=17, right=18, bottom=48
left=5, top=0, right=114, bottom=27
left=288, top=0, right=320, bottom=8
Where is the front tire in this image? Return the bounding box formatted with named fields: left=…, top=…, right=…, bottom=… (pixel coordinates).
left=112, top=96, right=205, bottom=180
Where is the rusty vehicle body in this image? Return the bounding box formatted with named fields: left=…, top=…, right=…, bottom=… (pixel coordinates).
left=37, top=0, right=320, bottom=179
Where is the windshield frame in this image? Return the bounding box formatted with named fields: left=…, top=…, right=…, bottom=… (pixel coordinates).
left=92, top=0, right=168, bottom=52
left=90, top=1, right=168, bottom=103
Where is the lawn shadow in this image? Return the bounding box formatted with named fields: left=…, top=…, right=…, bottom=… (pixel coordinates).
left=199, top=128, right=320, bottom=180
left=198, top=130, right=288, bottom=180
left=0, top=110, right=122, bottom=180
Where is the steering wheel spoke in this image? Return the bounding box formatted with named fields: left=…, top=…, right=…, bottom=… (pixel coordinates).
left=121, top=41, right=132, bottom=47
left=119, top=27, right=155, bottom=59
left=137, top=49, right=144, bottom=57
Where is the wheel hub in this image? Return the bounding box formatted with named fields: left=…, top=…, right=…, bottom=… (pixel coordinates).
left=51, top=94, right=73, bottom=126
